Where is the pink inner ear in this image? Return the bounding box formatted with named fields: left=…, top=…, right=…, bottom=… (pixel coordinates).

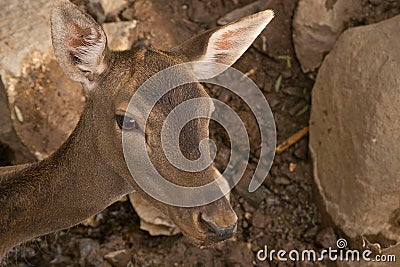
left=66, top=22, right=93, bottom=48
left=214, top=28, right=245, bottom=50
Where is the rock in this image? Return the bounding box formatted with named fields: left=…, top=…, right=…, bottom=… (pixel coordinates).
left=49, top=255, right=73, bottom=265
left=293, top=139, right=308, bottom=160
left=0, top=78, right=30, bottom=164
left=315, top=227, right=336, bottom=248
left=104, top=236, right=126, bottom=250
left=235, top=164, right=265, bottom=208
left=79, top=238, right=102, bottom=266
left=0, top=0, right=51, bottom=77
left=87, top=0, right=106, bottom=24
left=369, top=0, right=382, bottom=5
left=104, top=249, right=132, bottom=267
left=121, top=8, right=135, bottom=21
left=303, top=226, right=318, bottom=239
left=103, top=21, right=138, bottom=51
left=128, top=193, right=180, bottom=236
left=79, top=238, right=100, bottom=255
left=187, top=1, right=210, bottom=24
left=288, top=99, right=308, bottom=117
left=82, top=214, right=101, bottom=228
left=251, top=209, right=265, bottom=228
left=0, top=4, right=138, bottom=163
left=0, top=0, right=84, bottom=162
left=293, top=0, right=361, bottom=72
left=97, top=262, right=113, bottom=267
left=282, top=86, right=304, bottom=97
left=224, top=242, right=254, bottom=265
left=274, top=176, right=290, bottom=185
left=309, top=14, right=400, bottom=245
left=217, top=0, right=272, bottom=25
left=99, top=0, right=127, bottom=17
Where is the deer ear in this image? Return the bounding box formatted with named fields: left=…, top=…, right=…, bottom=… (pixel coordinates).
left=51, top=0, right=108, bottom=90
left=171, top=10, right=274, bottom=78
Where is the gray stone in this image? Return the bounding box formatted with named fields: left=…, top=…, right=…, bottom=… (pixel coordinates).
left=217, top=0, right=272, bottom=25
left=310, top=14, right=400, bottom=246
left=315, top=227, right=336, bottom=248
left=79, top=238, right=102, bottom=266
left=99, top=0, right=127, bottom=17
left=293, top=0, right=361, bottom=72
left=0, top=0, right=52, bottom=77
left=103, top=21, right=137, bottom=51
left=104, top=249, right=132, bottom=267
left=0, top=3, right=138, bottom=162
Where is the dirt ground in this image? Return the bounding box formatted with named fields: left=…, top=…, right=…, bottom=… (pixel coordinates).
left=1, top=0, right=400, bottom=266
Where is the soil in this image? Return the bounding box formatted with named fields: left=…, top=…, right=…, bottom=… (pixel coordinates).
left=1, top=0, right=399, bottom=266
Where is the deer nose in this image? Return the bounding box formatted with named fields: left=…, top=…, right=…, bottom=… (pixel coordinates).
left=200, top=213, right=238, bottom=242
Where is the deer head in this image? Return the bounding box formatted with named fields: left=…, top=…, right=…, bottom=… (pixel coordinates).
left=50, top=0, right=274, bottom=244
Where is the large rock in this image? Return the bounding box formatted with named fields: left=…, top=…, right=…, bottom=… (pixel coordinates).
left=310, top=13, right=400, bottom=248
left=1, top=0, right=52, bottom=77
left=0, top=0, right=84, bottom=162
left=99, top=0, right=127, bottom=17
left=104, top=249, right=132, bottom=267
left=293, top=0, right=361, bottom=72
left=103, top=21, right=137, bottom=51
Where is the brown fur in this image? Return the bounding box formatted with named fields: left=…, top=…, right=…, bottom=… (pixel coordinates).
left=0, top=0, right=274, bottom=260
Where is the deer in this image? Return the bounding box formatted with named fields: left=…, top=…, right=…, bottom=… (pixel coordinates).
left=0, top=0, right=274, bottom=260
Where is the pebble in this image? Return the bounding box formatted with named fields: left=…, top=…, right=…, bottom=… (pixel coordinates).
left=79, top=238, right=100, bottom=258
left=50, top=255, right=73, bottom=265
left=82, top=214, right=101, bottom=228
left=303, top=226, right=319, bottom=239
left=79, top=238, right=102, bottom=266
left=99, top=0, right=127, bottom=16
left=281, top=69, right=292, bottom=79
left=316, top=227, right=337, bottom=248
left=288, top=100, right=308, bottom=116
left=282, top=86, right=304, bottom=97
left=274, top=176, right=291, bottom=185
left=104, top=249, right=132, bottom=267
left=294, top=140, right=308, bottom=159
left=121, top=8, right=135, bottom=20
left=369, top=0, right=382, bottom=5
left=251, top=209, right=265, bottom=228
left=217, top=0, right=269, bottom=25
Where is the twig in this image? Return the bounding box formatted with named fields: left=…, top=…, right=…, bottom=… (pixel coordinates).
left=276, top=126, right=309, bottom=154
left=240, top=68, right=256, bottom=81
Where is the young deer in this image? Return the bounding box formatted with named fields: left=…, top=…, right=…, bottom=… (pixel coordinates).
left=0, top=0, right=274, bottom=259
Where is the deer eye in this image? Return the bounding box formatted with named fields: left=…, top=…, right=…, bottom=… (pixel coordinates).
left=115, top=114, right=138, bottom=131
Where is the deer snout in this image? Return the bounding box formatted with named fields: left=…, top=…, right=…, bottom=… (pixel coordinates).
left=200, top=206, right=238, bottom=242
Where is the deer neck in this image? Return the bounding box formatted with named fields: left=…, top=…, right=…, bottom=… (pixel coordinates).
left=0, top=100, right=132, bottom=259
